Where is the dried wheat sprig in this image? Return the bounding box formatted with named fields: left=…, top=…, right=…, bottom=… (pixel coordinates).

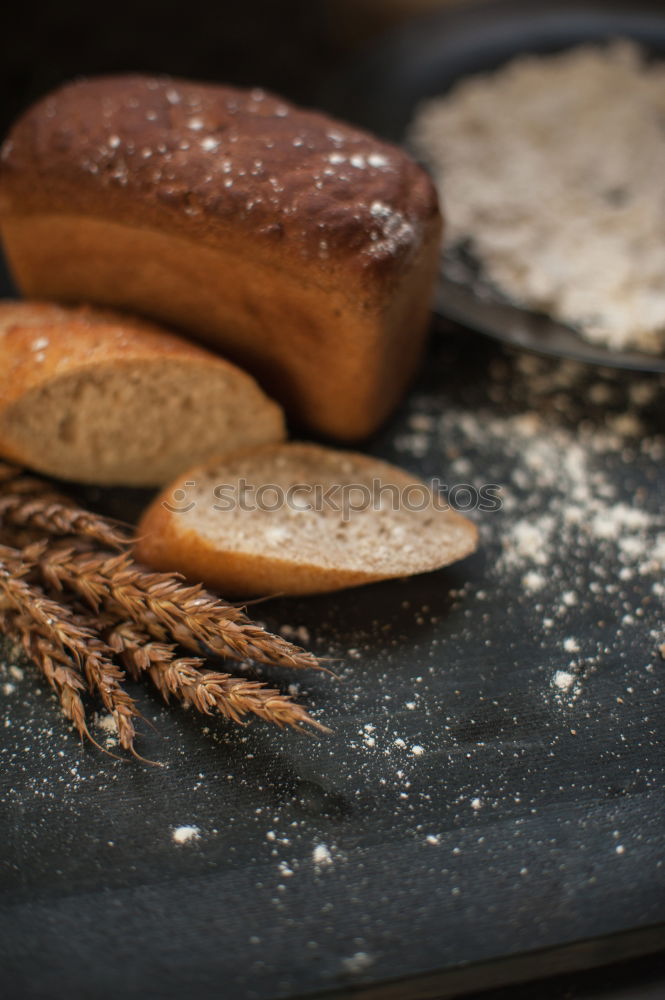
left=153, top=659, right=327, bottom=731
left=36, top=545, right=323, bottom=671
left=0, top=608, right=109, bottom=753
left=0, top=524, right=38, bottom=549
left=0, top=492, right=128, bottom=549
left=0, top=544, right=104, bottom=660
left=70, top=629, right=143, bottom=758
left=0, top=544, right=143, bottom=756
left=105, top=619, right=328, bottom=732
left=0, top=472, right=331, bottom=754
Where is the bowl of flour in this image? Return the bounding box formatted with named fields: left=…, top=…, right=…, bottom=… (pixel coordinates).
left=325, top=0, right=665, bottom=369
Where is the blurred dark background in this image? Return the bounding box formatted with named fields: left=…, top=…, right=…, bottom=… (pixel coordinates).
left=0, top=0, right=450, bottom=290
left=0, top=0, right=448, bottom=136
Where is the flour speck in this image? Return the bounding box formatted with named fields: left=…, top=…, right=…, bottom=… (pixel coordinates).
left=172, top=825, right=200, bottom=845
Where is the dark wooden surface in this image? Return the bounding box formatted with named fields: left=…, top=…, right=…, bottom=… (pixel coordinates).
left=0, top=303, right=663, bottom=998
left=1, top=3, right=664, bottom=995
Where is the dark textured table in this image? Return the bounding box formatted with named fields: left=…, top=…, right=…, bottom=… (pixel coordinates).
left=0, top=302, right=663, bottom=998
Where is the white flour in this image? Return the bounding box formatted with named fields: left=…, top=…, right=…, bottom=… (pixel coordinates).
left=410, top=42, right=665, bottom=353
left=312, top=843, right=333, bottom=867
left=396, top=349, right=665, bottom=705
left=172, top=825, right=200, bottom=845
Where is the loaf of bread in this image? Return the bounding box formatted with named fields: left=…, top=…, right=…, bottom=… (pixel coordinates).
left=135, top=443, right=478, bottom=595
left=0, top=301, right=285, bottom=486
left=0, top=75, right=442, bottom=440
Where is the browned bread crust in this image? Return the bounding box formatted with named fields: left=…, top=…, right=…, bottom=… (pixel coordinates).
left=0, top=75, right=438, bottom=282
left=0, top=75, right=442, bottom=439
left=0, top=299, right=231, bottom=405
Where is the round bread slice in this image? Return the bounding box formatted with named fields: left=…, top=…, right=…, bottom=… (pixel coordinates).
left=135, top=443, right=479, bottom=595
left=0, top=301, right=285, bottom=486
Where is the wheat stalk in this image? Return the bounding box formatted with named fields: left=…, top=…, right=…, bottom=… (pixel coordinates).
left=0, top=544, right=103, bottom=659
left=0, top=492, right=128, bottom=549
left=0, top=608, right=101, bottom=749
left=106, top=619, right=327, bottom=732
left=153, top=660, right=326, bottom=731
left=36, top=544, right=322, bottom=671
left=0, top=469, right=331, bottom=759
left=0, top=544, right=143, bottom=755
left=70, top=628, right=143, bottom=758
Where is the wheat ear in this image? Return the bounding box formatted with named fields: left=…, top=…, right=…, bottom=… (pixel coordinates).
left=36, top=545, right=322, bottom=671
left=0, top=544, right=143, bottom=755
left=0, top=608, right=105, bottom=750
left=106, top=620, right=328, bottom=732
left=0, top=492, right=129, bottom=549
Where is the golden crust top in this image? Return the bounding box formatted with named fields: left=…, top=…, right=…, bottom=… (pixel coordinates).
left=0, top=74, right=441, bottom=280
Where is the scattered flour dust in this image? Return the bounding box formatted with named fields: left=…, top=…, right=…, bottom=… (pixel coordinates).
left=312, top=843, right=333, bottom=867
left=93, top=712, right=119, bottom=748
left=341, top=952, right=374, bottom=975
left=95, top=713, right=117, bottom=734
left=172, top=825, right=201, bottom=845
left=409, top=41, right=665, bottom=353
left=553, top=671, right=575, bottom=693
left=396, top=351, right=665, bottom=706
left=0, top=661, right=24, bottom=697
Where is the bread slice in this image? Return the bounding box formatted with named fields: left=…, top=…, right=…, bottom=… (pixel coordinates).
left=135, top=443, right=478, bottom=595
left=0, top=75, right=442, bottom=440
left=0, top=301, right=285, bottom=486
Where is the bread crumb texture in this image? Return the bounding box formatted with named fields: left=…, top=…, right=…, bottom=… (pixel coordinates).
left=0, top=300, right=284, bottom=486
left=136, top=442, right=478, bottom=594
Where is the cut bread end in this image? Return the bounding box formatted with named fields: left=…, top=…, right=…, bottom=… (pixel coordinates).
left=0, top=301, right=286, bottom=486
left=135, top=443, right=479, bottom=595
